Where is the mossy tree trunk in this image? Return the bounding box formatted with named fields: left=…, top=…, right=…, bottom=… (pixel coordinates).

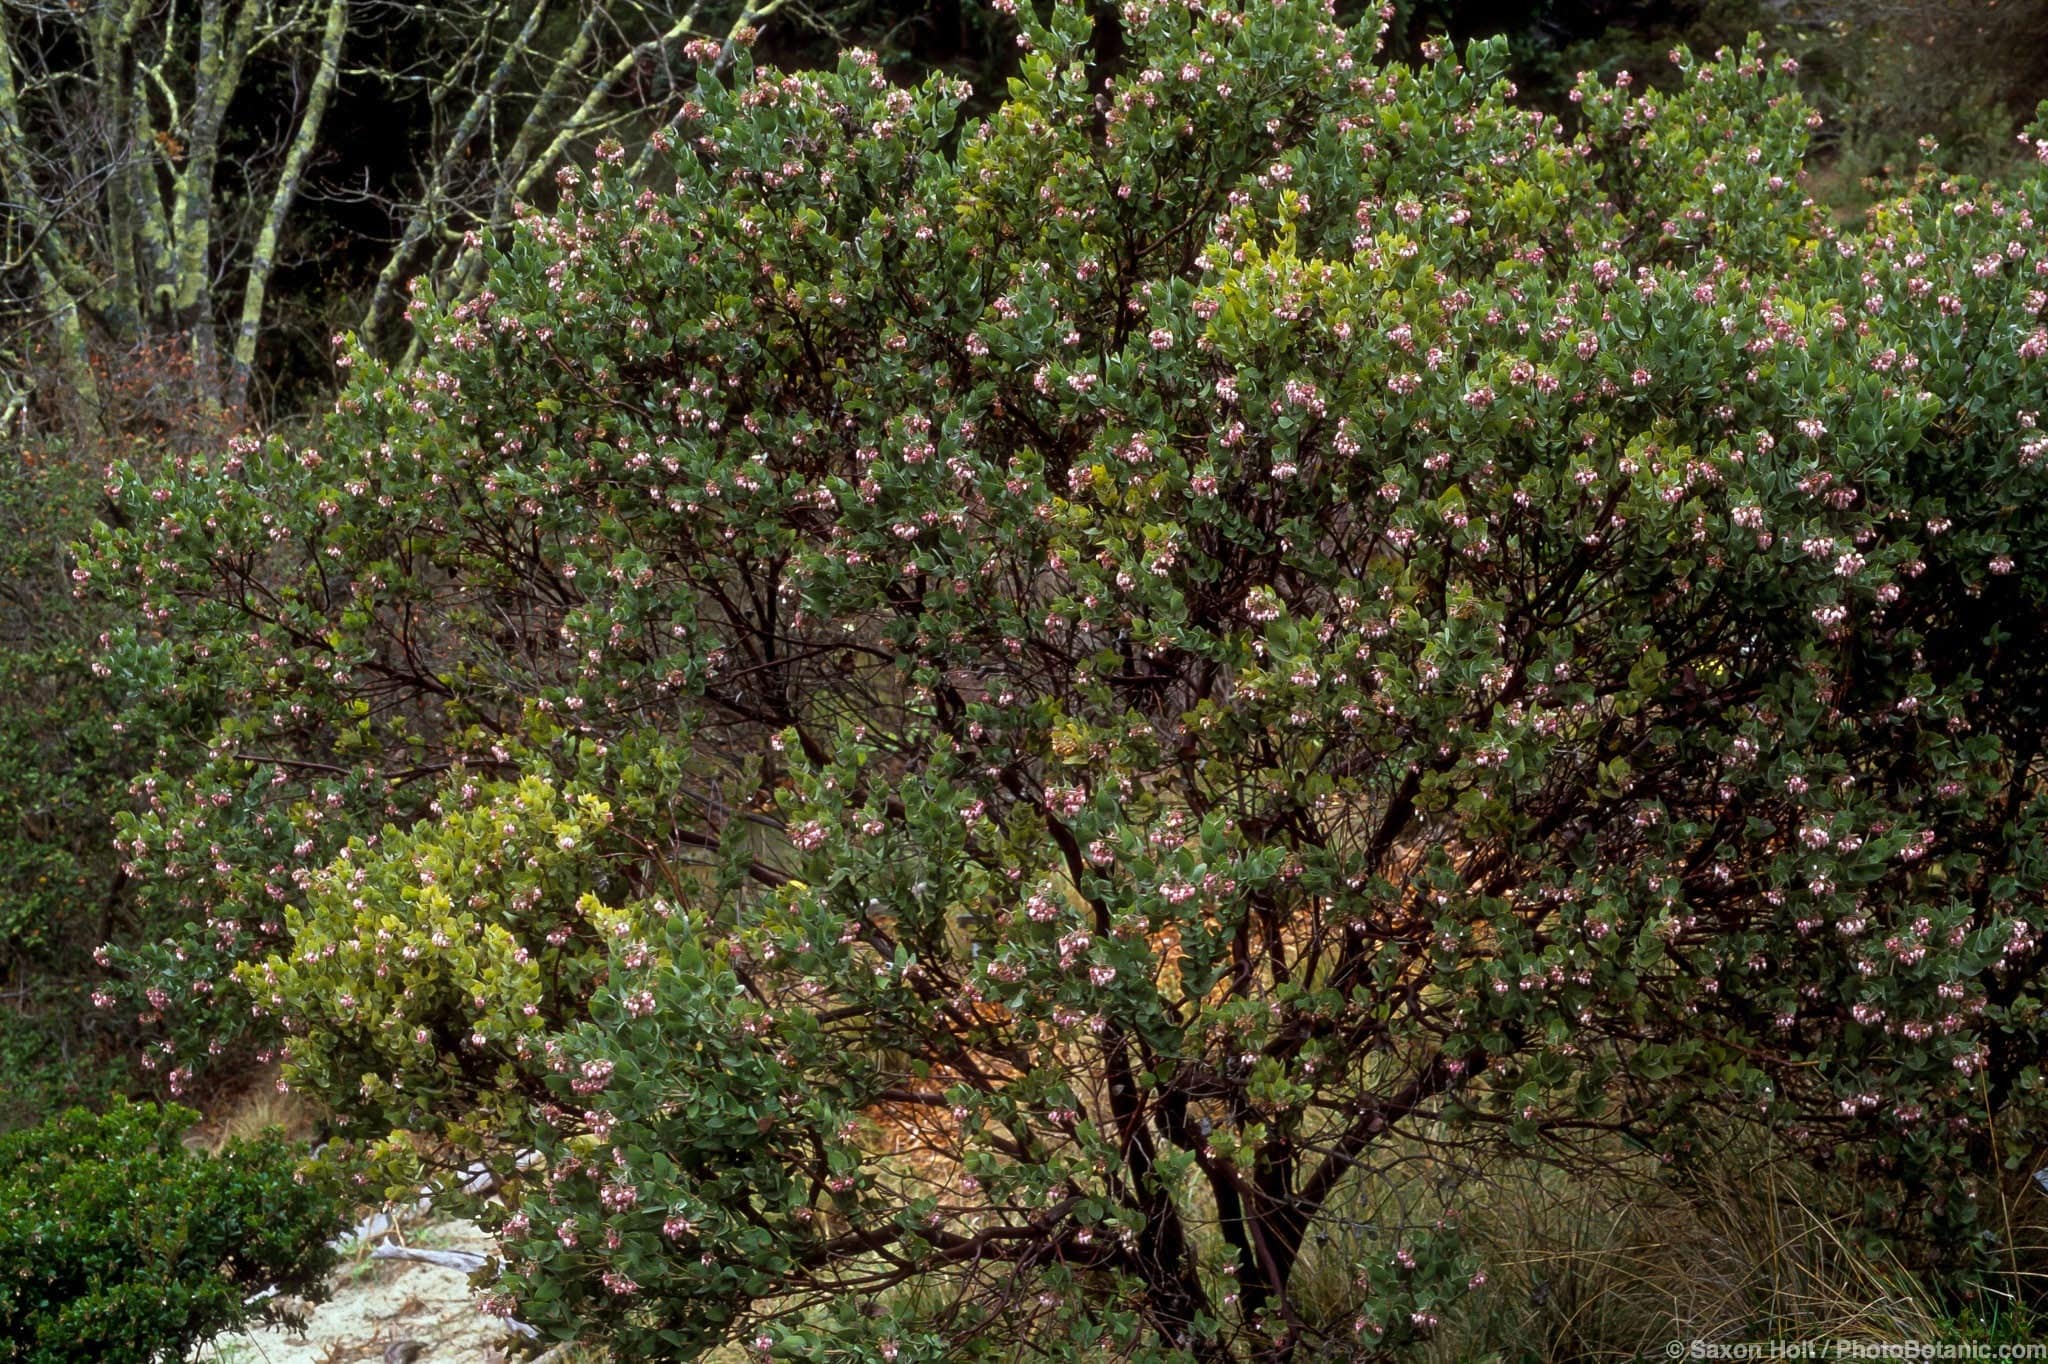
left=0, top=0, right=781, bottom=428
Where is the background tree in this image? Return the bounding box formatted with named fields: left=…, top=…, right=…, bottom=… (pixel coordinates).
left=0, top=0, right=813, bottom=426
left=88, top=2, right=2048, bottom=1358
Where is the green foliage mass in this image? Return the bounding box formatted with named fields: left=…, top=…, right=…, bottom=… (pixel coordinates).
left=0, top=1100, right=348, bottom=1363
left=0, top=411, right=224, bottom=1126
left=82, top=1, right=2048, bottom=1359
left=0, top=441, right=188, bottom=975
left=1385, top=0, right=2048, bottom=192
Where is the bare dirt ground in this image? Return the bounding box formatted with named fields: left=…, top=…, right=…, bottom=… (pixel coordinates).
left=196, top=1221, right=525, bottom=1364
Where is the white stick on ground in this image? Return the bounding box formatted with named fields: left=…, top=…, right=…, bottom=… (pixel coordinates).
left=366, top=1244, right=492, bottom=1273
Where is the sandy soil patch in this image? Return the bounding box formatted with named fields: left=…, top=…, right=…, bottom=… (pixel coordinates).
left=196, top=1221, right=524, bottom=1364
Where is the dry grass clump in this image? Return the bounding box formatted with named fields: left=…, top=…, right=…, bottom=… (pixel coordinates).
left=1387, top=1135, right=2048, bottom=1362
left=181, top=1064, right=326, bottom=1151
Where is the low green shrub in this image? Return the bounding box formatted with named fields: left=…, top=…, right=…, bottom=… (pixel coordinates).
left=0, top=1100, right=350, bottom=1363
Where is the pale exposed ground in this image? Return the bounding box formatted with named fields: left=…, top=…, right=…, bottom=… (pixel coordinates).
left=195, top=1221, right=523, bottom=1364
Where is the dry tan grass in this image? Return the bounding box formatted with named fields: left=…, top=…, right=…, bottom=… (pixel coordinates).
left=1382, top=1137, right=2048, bottom=1363
left=182, top=1063, right=325, bottom=1151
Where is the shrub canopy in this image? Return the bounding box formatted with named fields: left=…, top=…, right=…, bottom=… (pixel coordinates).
left=0, top=1101, right=345, bottom=1363
left=90, top=2, right=2048, bottom=1358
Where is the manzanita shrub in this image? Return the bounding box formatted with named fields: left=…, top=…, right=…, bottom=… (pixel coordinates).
left=0, top=1100, right=347, bottom=1363
left=85, top=1, right=2048, bottom=1358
